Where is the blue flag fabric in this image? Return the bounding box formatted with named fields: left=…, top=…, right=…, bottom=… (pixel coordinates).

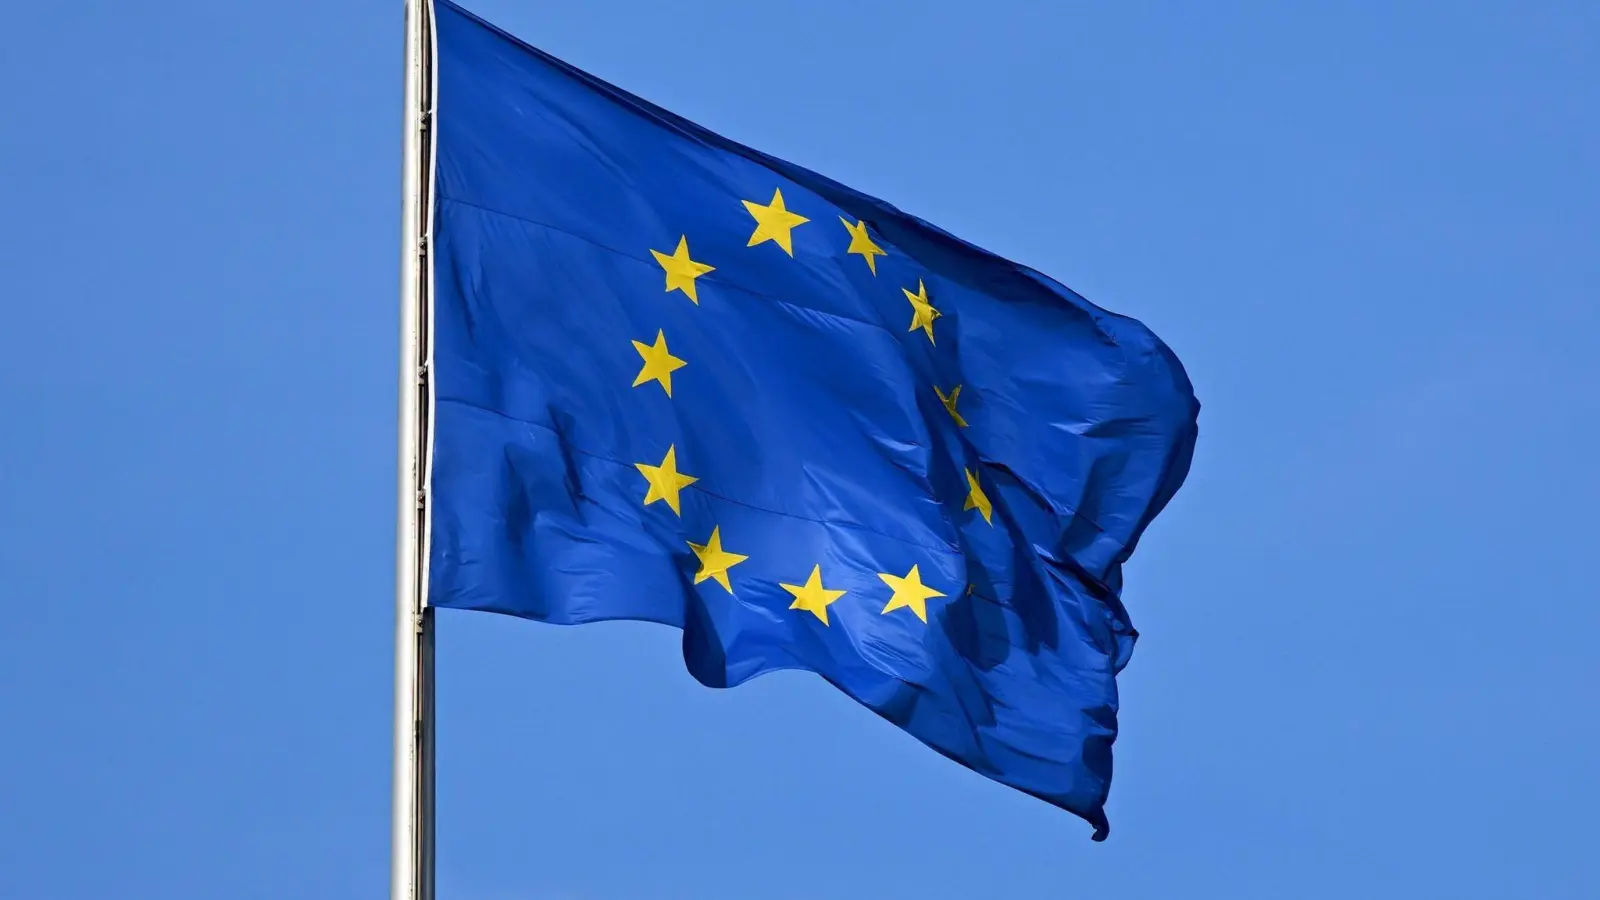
left=428, top=0, right=1198, bottom=839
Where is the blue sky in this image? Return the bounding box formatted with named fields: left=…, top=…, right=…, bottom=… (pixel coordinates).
left=3, top=1, right=1596, bottom=898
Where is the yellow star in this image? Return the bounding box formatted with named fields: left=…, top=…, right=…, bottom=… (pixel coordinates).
left=839, top=217, right=885, bottom=274
left=964, top=468, right=993, bottom=525
left=649, top=235, right=715, bottom=304
left=933, top=384, right=968, bottom=427
left=687, top=526, right=747, bottom=593
left=878, top=564, right=946, bottom=623
left=902, top=279, right=941, bottom=343
left=779, top=564, right=846, bottom=625
left=634, top=445, right=698, bottom=515
left=631, top=330, right=686, bottom=396
left=742, top=188, right=810, bottom=256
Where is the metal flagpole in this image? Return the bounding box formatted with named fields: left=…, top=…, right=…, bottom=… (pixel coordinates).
left=393, top=1, right=435, bottom=899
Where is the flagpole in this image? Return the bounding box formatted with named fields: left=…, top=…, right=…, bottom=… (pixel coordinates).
left=393, top=1, right=435, bottom=899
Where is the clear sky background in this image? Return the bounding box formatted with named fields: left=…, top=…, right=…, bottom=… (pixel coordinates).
left=3, top=1, right=1596, bottom=898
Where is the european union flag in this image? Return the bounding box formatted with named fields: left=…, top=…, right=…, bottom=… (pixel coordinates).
left=427, top=0, right=1198, bottom=839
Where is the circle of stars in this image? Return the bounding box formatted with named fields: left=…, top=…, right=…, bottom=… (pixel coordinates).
left=624, top=185, right=996, bottom=626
